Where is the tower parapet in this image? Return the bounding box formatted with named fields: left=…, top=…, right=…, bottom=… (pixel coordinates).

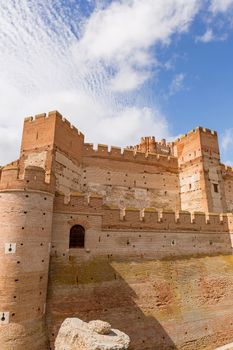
left=0, top=163, right=55, bottom=192
left=21, top=111, right=84, bottom=153
left=21, top=111, right=85, bottom=174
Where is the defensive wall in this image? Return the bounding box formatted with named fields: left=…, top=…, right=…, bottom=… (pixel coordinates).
left=20, top=111, right=180, bottom=211
left=20, top=111, right=233, bottom=214
left=1, top=111, right=233, bottom=350
left=47, top=195, right=233, bottom=350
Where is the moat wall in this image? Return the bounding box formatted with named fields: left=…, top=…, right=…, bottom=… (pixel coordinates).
left=47, top=254, right=233, bottom=350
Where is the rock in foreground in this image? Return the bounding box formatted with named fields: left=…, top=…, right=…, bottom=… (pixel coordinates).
left=55, top=318, right=130, bottom=350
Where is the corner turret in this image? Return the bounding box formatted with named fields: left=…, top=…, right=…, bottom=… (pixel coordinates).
left=0, top=164, right=55, bottom=349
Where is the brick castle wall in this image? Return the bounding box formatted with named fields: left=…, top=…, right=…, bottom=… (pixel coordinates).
left=1, top=111, right=233, bottom=350
left=19, top=111, right=233, bottom=214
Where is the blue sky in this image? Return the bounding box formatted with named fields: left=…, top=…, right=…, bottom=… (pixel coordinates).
left=157, top=21, right=233, bottom=163
left=0, top=0, right=233, bottom=164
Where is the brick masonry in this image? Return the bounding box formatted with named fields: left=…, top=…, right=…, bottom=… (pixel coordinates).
left=0, top=111, right=233, bottom=349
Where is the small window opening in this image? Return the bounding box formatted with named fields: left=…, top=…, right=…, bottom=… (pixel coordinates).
left=213, top=183, right=219, bottom=193
left=69, top=225, right=85, bottom=248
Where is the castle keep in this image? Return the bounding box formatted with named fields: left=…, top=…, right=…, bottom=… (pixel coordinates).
left=1, top=110, right=233, bottom=350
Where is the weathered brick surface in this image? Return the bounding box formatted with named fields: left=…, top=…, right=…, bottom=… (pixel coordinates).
left=47, top=255, right=233, bottom=350
left=0, top=168, right=54, bottom=349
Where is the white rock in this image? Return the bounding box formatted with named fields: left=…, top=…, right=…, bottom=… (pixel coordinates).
left=55, top=317, right=130, bottom=350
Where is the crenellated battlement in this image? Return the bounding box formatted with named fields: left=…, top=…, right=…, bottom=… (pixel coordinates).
left=83, top=143, right=177, bottom=169
left=174, top=126, right=217, bottom=144
left=21, top=110, right=85, bottom=164
left=53, top=194, right=232, bottom=233
left=141, top=136, right=156, bottom=142
left=221, top=163, right=233, bottom=176
left=24, top=110, right=84, bottom=137
left=0, top=164, right=54, bottom=193
left=127, top=135, right=173, bottom=156
left=103, top=208, right=231, bottom=232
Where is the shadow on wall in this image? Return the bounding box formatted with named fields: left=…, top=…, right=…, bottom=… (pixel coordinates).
left=46, top=256, right=177, bottom=350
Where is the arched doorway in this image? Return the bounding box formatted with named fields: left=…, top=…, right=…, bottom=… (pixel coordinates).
left=69, top=225, right=85, bottom=248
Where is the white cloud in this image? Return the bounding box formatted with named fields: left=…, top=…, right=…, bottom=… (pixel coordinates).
left=5, top=0, right=233, bottom=165
left=96, top=107, right=169, bottom=145
left=75, top=0, right=200, bottom=61
left=73, top=0, right=200, bottom=90
left=221, top=128, right=233, bottom=152
left=0, top=0, right=201, bottom=164
left=168, top=73, right=186, bottom=97
left=110, top=66, right=150, bottom=92
left=196, top=28, right=215, bottom=42
left=210, top=0, right=233, bottom=13
left=195, top=28, right=228, bottom=43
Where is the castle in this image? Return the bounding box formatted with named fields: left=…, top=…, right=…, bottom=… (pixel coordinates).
left=0, top=110, right=233, bottom=350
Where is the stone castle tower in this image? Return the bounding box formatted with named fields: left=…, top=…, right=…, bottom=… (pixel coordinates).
left=0, top=111, right=233, bottom=350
